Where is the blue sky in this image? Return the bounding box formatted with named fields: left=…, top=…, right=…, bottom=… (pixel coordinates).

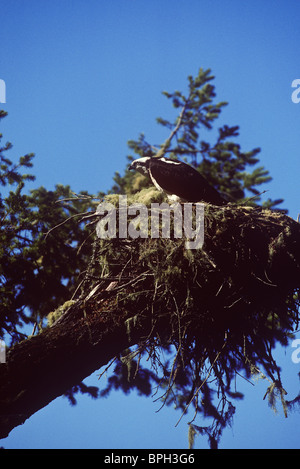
left=1, top=0, right=300, bottom=449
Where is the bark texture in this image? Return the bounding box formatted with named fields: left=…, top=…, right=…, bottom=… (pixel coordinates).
left=0, top=299, right=150, bottom=439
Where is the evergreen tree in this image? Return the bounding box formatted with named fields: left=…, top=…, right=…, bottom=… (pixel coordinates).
left=0, top=69, right=299, bottom=449
left=0, top=110, right=97, bottom=342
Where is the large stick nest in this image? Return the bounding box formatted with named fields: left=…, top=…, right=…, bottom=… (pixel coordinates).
left=80, top=191, right=300, bottom=445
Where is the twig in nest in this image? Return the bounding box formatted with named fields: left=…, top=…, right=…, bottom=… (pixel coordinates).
left=237, top=190, right=268, bottom=206
left=55, top=192, right=102, bottom=203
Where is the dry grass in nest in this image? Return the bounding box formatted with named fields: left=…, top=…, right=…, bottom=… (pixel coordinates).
left=81, top=195, right=300, bottom=447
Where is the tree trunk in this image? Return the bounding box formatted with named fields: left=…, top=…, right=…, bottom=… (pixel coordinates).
left=0, top=298, right=149, bottom=439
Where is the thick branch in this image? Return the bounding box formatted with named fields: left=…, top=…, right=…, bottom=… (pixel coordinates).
left=0, top=299, right=150, bottom=439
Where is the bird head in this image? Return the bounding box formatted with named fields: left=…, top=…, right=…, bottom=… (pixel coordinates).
left=129, top=157, right=151, bottom=175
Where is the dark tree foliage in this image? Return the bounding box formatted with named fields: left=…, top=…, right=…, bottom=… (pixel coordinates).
left=0, top=111, right=98, bottom=343
left=0, top=69, right=299, bottom=449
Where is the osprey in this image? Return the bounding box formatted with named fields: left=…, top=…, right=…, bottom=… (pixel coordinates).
left=129, top=156, right=226, bottom=205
